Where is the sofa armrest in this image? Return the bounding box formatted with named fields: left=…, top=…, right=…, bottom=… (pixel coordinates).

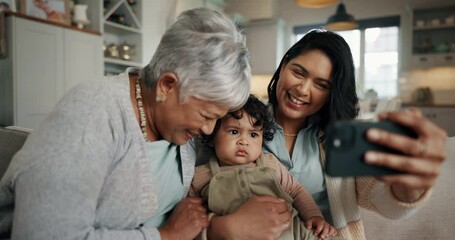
left=0, top=126, right=30, bottom=178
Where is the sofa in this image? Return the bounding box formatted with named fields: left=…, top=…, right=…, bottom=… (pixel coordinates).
left=0, top=127, right=30, bottom=178
left=0, top=127, right=454, bottom=239
left=0, top=127, right=30, bottom=239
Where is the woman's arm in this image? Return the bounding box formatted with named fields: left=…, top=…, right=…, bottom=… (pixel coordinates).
left=5, top=82, right=156, bottom=239
left=207, top=196, right=291, bottom=240
left=269, top=155, right=321, bottom=220
left=159, top=197, right=209, bottom=240
left=364, top=108, right=447, bottom=203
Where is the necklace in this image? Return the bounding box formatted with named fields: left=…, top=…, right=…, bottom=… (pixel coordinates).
left=283, top=132, right=298, bottom=137
left=134, top=75, right=148, bottom=141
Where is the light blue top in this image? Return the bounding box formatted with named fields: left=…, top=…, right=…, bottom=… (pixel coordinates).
left=263, top=123, right=333, bottom=224
left=144, top=140, right=184, bottom=228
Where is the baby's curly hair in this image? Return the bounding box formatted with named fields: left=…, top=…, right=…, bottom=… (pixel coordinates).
left=200, top=94, right=275, bottom=146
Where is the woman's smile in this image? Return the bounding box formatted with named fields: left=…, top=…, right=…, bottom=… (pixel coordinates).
left=287, top=92, right=308, bottom=106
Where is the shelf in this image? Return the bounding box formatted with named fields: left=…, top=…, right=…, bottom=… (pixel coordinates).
left=104, top=21, right=141, bottom=34
left=411, top=5, right=455, bottom=68
left=412, top=52, right=455, bottom=56
left=411, top=53, right=455, bottom=68
left=413, top=24, right=455, bottom=31
left=5, top=12, right=101, bottom=36
left=104, top=0, right=124, bottom=19
left=104, top=1, right=141, bottom=30
left=102, top=0, right=143, bottom=74
left=104, top=57, right=143, bottom=68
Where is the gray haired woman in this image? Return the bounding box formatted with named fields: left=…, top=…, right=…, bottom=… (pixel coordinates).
left=0, top=8, right=256, bottom=240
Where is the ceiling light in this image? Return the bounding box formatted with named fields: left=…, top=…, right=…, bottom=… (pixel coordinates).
left=324, top=2, right=358, bottom=31
left=295, top=0, right=337, bottom=8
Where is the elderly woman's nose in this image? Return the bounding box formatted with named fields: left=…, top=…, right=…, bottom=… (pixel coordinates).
left=201, top=119, right=217, bottom=135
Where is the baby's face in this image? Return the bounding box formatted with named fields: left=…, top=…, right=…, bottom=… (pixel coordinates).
left=214, top=112, right=263, bottom=166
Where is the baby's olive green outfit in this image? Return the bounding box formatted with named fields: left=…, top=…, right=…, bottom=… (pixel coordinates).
left=206, top=154, right=344, bottom=240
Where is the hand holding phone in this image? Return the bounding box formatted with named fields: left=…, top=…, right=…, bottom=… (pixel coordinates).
left=325, top=120, right=417, bottom=177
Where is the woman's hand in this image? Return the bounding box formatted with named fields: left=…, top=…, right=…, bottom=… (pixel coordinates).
left=305, top=216, right=338, bottom=239
left=159, top=197, right=209, bottom=240
left=208, top=196, right=292, bottom=240
left=364, top=108, right=447, bottom=202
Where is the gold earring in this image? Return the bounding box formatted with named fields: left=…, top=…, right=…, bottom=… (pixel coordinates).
left=156, top=95, right=166, bottom=102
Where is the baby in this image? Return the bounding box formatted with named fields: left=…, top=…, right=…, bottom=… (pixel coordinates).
left=189, top=94, right=343, bottom=239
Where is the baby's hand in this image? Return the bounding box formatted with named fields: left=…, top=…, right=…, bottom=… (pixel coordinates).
left=305, top=216, right=338, bottom=239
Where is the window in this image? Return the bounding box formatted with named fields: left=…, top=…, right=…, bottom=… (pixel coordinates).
left=294, top=16, right=400, bottom=99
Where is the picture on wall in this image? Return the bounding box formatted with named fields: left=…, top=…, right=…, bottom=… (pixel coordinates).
left=0, top=0, right=17, bottom=12
left=20, top=0, right=70, bottom=24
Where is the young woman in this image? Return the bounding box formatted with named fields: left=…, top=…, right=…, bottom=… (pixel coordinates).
left=201, top=29, right=447, bottom=240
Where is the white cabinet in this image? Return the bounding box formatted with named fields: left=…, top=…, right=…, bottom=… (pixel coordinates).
left=433, top=53, right=455, bottom=66
left=411, top=53, right=455, bottom=68
left=418, top=106, right=455, bottom=137
left=225, top=0, right=284, bottom=75
left=0, top=16, right=103, bottom=129
left=64, top=28, right=103, bottom=94
left=244, top=19, right=287, bottom=75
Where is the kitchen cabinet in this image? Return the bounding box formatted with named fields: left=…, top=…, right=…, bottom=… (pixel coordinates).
left=411, top=53, right=455, bottom=68
left=417, top=106, right=455, bottom=137
left=64, top=28, right=104, bottom=94
left=411, top=6, right=455, bottom=68
left=0, top=16, right=103, bottom=129
left=244, top=19, right=287, bottom=75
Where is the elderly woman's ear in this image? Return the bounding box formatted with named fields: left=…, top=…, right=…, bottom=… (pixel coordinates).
left=155, top=72, right=178, bottom=102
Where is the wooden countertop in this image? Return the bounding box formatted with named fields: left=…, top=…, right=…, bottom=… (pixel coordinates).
left=402, top=103, right=455, bottom=108
left=5, top=12, right=101, bottom=36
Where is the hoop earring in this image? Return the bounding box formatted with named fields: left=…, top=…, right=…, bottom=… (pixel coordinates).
left=156, top=95, right=166, bottom=102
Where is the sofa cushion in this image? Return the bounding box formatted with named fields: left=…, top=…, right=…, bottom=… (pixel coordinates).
left=0, top=127, right=30, bottom=178
left=361, top=137, right=455, bottom=240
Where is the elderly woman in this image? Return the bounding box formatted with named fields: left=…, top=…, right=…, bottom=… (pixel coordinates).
left=0, top=8, right=252, bottom=240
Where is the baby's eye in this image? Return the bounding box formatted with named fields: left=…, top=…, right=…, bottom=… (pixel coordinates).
left=228, top=130, right=239, bottom=135
left=250, top=132, right=259, bottom=138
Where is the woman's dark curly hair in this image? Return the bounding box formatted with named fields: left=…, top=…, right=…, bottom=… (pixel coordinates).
left=200, top=94, right=275, bottom=146
left=267, top=29, right=359, bottom=141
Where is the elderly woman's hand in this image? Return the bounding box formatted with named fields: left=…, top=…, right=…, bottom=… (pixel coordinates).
left=364, top=108, right=447, bottom=203
left=159, top=197, right=209, bottom=240
left=208, top=196, right=292, bottom=240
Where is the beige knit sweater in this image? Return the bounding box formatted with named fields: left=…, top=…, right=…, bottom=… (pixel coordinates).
left=189, top=153, right=323, bottom=221
left=318, top=143, right=432, bottom=240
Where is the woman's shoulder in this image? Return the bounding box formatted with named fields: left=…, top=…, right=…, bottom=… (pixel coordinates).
left=58, top=73, right=131, bottom=117
left=38, top=72, right=137, bottom=151
left=69, top=73, right=129, bottom=100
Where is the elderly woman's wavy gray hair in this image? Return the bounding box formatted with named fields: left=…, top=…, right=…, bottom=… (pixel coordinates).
left=142, top=7, right=251, bottom=111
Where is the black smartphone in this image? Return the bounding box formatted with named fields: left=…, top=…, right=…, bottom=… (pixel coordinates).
left=324, top=120, right=418, bottom=177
